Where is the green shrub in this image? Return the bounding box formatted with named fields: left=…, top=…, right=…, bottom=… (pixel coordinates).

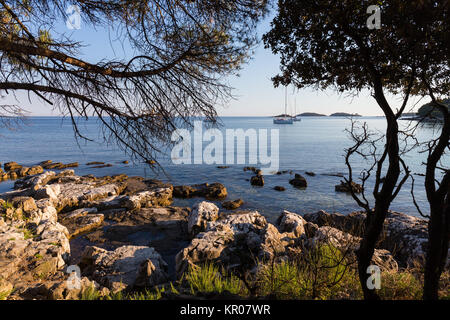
left=438, top=271, right=450, bottom=300
left=184, top=262, right=247, bottom=296
left=378, top=271, right=422, bottom=300
left=44, top=246, right=447, bottom=301
left=0, top=289, right=12, bottom=300
left=256, top=244, right=362, bottom=300
left=91, top=283, right=179, bottom=301
left=126, top=286, right=167, bottom=300
left=81, top=284, right=103, bottom=300
left=256, top=260, right=308, bottom=299
left=1, top=201, right=13, bottom=210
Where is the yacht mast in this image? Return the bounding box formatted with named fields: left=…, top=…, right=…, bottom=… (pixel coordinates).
left=294, top=97, right=296, bottom=117
left=285, top=86, right=287, bottom=116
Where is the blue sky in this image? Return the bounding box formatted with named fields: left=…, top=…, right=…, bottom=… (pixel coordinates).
left=3, top=8, right=424, bottom=117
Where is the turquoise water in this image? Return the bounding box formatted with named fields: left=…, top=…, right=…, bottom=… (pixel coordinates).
left=0, top=116, right=444, bottom=222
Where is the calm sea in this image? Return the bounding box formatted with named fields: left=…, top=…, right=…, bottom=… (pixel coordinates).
left=0, top=116, right=444, bottom=222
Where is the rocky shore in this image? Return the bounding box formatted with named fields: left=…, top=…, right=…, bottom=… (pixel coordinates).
left=0, top=166, right=438, bottom=300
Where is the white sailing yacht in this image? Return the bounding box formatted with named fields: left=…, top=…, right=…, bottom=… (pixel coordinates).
left=273, top=87, right=293, bottom=124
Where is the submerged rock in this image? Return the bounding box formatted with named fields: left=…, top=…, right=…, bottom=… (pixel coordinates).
left=173, top=183, right=227, bottom=199
left=86, top=162, right=105, bottom=166
left=41, top=162, right=78, bottom=170
left=42, top=162, right=62, bottom=169
left=13, top=166, right=44, bottom=178
left=91, top=164, right=113, bottom=169
left=172, top=185, right=195, bottom=198
left=200, top=182, right=228, bottom=199
left=250, top=175, right=264, bottom=186
left=4, top=162, right=22, bottom=171
left=143, top=179, right=173, bottom=191
left=61, top=163, right=79, bottom=169
left=321, top=173, right=345, bottom=178
left=289, top=174, right=307, bottom=188
left=335, top=180, right=364, bottom=193
left=0, top=162, right=44, bottom=181
left=222, top=199, right=244, bottom=210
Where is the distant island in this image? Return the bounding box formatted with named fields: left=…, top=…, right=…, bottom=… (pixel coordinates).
left=400, top=99, right=449, bottom=121
left=417, top=99, right=449, bottom=118
left=297, top=112, right=327, bottom=117
left=401, top=112, right=417, bottom=117
left=272, top=112, right=363, bottom=117
left=329, top=112, right=362, bottom=117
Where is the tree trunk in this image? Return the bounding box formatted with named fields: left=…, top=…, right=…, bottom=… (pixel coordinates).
left=423, top=105, right=449, bottom=300
left=357, top=131, right=400, bottom=299
left=357, top=204, right=388, bottom=300
left=357, top=84, right=401, bottom=300
left=423, top=182, right=449, bottom=299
